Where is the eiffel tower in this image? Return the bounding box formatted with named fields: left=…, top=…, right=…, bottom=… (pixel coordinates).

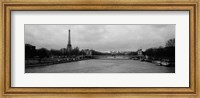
left=66, top=29, right=72, bottom=53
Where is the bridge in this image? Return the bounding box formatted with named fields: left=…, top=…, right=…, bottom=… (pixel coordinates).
left=92, top=55, right=133, bottom=60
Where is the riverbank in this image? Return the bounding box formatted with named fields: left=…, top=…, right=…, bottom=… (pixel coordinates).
left=25, top=57, right=91, bottom=68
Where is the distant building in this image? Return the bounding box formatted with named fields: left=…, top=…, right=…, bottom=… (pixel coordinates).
left=66, top=29, right=72, bottom=53
left=83, top=49, right=92, bottom=56
left=137, top=49, right=146, bottom=59
left=137, top=49, right=143, bottom=56
left=110, top=51, right=117, bottom=55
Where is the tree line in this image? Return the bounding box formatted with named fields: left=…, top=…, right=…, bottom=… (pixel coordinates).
left=25, top=45, right=107, bottom=59
left=145, top=38, right=175, bottom=60
left=26, top=38, right=175, bottom=60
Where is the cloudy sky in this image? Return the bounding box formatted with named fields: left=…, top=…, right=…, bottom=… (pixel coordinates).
left=25, top=24, right=175, bottom=52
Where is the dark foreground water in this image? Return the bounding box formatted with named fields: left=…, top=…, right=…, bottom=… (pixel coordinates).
left=25, top=59, right=175, bottom=73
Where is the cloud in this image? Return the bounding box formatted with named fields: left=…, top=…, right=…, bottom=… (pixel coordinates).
left=25, top=24, right=175, bottom=51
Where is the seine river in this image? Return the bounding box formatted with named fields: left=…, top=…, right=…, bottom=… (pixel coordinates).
left=25, top=59, right=175, bottom=73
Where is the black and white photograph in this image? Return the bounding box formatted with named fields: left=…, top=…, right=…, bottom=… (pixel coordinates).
left=25, top=24, right=175, bottom=73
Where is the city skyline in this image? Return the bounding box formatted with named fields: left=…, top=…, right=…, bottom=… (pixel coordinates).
left=25, top=24, right=175, bottom=52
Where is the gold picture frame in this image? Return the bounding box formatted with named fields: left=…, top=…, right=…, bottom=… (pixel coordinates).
left=0, top=0, right=199, bottom=97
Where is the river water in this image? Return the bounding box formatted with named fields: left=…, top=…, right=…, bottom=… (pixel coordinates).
left=25, top=59, right=175, bottom=73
